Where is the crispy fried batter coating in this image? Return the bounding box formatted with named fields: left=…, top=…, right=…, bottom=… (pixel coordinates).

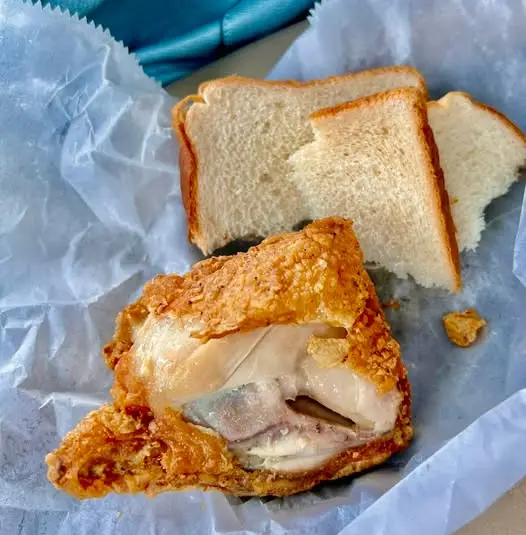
left=46, top=218, right=412, bottom=499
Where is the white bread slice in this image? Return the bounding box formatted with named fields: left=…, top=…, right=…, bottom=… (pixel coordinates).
left=288, top=87, right=460, bottom=292
left=173, top=66, right=426, bottom=254
left=427, top=92, right=526, bottom=251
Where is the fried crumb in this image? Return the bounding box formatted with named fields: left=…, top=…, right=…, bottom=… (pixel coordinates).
left=443, top=308, right=486, bottom=347
left=307, top=336, right=349, bottom=367
left=382, top=299, right=400, bottom=310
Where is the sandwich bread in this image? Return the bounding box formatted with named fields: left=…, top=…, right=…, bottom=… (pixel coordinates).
left=428, top=92, right=526, bottom=251
left=174, top=68, right=526, bottom=291
left=289, top=87, right=460, bottom=292
left=173, top=66, right=426, bottom=254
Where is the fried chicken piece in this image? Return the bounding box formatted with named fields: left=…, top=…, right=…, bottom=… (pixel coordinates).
left=46, top=218, right=412, bottom=499
left=443, top=308, right=486, bottom=347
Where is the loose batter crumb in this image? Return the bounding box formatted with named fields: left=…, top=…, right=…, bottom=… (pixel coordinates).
left=443, top=308, right=486, bottom=347
left=382, top=299, right=400, bottom=310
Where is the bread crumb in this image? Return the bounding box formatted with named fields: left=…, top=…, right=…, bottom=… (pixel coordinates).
left=382, top=299, right=400, bottom=310
left=115, top=511, right=122, bottom=518
left=443, top=308, right=486, bottom=347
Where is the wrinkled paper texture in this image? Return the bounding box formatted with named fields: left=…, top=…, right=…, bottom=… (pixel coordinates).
left=1, top=0, right=526, bottom=534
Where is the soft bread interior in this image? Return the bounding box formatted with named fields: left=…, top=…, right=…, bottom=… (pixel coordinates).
left=428, top=92, right=526, bottom=251
left=288, top=88, right=459, bottom=291
left=183, top=68, right=425, bottom=254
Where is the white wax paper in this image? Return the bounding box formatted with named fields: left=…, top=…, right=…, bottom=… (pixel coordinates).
left=1, top=0, right=526, bottom=534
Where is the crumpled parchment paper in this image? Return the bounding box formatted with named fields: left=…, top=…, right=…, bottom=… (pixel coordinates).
left=0, top=0, right=525, bottom=534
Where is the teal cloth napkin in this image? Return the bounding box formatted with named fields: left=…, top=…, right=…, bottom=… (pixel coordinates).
left=43, top=0, right=313, bottom=85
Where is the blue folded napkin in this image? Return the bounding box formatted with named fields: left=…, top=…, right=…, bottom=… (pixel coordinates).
left=43, top=0, right=313, bottom=85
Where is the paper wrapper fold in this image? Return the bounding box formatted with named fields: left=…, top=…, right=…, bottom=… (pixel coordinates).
left=1, top=0, right=525, bottom=533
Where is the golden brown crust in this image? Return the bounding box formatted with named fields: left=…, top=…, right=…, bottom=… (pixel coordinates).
left=310, top=87, right=462, bottom=292
left=171, top=67, right=427, bottom=248
left=172, top=95, right=203, bottom=245
left=345, top=297, right=404, bottom=392
left=421, top=100, right=462, bottom=292
left=48, top=218, right=411, bottom=499
left=103, top=301, right=148, bottom=370
left=443, top=308, right=486, bottom=347
left=147, top=220, right=367, bottom=336
left=143, top=218, right=370, bottom=339
left=194, top=66, right=427, bottom=95
left=45, top=405, right=234, bottom=499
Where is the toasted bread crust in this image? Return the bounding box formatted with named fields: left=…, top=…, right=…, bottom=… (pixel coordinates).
left=176, top=121, right=200, bottom=245
left=310, top=87, right=462, bottom=292
left=47, top=218, right=412, bottom=499
left=421, top=110, right=462, bottom=292
left=171, top=67, right=427, bottom=249
left=194, top=66, right=427, bottom=95
left=172, top=95, right=204, bottom=246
